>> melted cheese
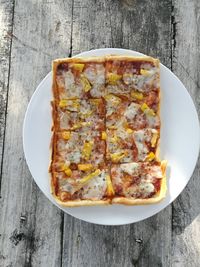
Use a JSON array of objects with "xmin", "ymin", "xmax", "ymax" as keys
[
  {"xmin": 149, "ymin": 165, "xmax": 163, "ymax": 179},
  {"xmin": 64, "ymin": 70, "xmax": 75, "ymax": 87},
  {"xmin": 139, "ymin": 182, "xmax": 155, "ymax": 194},
  {"xmin": 120, "ymin": 163, "xmax": 139, "ymax": 175},
  {"xmin": 124, "ymin": 103, "xmax": 139, "ymax": 120},
  {"xmin": 134, "ymin": 130, "xmax": 149, "ymax": 160},
  {"xmin": 68, "ymin": 150, "xmax": 81, "ymax": 163},
  {"xmin": 84, "ymin": 64, "xmax": 105, "ymax": 97},
  {"xmin": 81, "ymin": 170, "xmax": 107, "ymax": 200}
]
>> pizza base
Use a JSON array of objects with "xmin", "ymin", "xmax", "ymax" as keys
[{"xmin": 50, "ymin": 55, "xmax": 166, "ymax": 206}]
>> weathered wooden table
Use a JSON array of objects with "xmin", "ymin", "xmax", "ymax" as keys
[{"xmin": 0, "ymin": 0, "xmax": 200, "ymax": 266}]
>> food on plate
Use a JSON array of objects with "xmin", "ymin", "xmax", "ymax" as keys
[{"xmin": 50, "ymin": 55, "xmax": 167, "ymax": 206}]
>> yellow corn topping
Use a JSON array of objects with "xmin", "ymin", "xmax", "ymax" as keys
[
  {"xmin": 59, "ymin": 99, "xmax": 67, "ymax": 108},
  {"xmin": 81, "ymin": 75, "xmax": 92, "ymax": 92},
  {"xmin": 64, "ymin": 168, "xmax": 72, "ymax": 176},
  {"xmin": 62, "ymin": 131, "xmax": 71, "ymax": 140},
  {"xmin": 126, "ymin": 128, "xmax": 133, "ymax": 134},
  {"xmin": 141, "ymin": 103, "xmax": 155, "ymax": 116},
  {"xmin": 101, "ymin": 131, "xmax": 107, "ymax": 140},
  {"xmin": 78, "ymin": 164, "xmax": 93, "ymax": 171},
  {"xmin": 111, "ymin": 135, "xmax": 118, "ymax": 143},
  {"xmin": 110, "ymin": 152, "xmax": 126, "ymax": 163},
  {"xmin": 72, "ymin": 100, "xmax": 80, "ymax": 108},
  {"xmin": 151, "ymin": 132, "xmax": 158, "ymax": 147},
  {"xmin": 71, "ymin": 122, "xmax": 82, "ymax": 130},
  {"xmin": 146, "ymin": 152, "xmax": 155, "ymax": 161},
  {"xmin": 79, "ymin": 169, "xmax": 101, "ymax": 184},
  {"xmin": 106, "ymin": 175, "xmax": 115, "ymax": 196},
  {"xmin": 140, "ymin": 69, "xmax": 151, "ymax": 76},
  {"xmin": 72, "ymin": 63, "xmax": 85, "ymax": 72},
  {"xmin": 107, "ymin": 125, "xmax": 116, "ymax": 129},
  {"xmin": 131, "ymin": 90, "xmax": 144, "ymax": 100},
  {"xmin": 105, "ymin": 94, "xmax": 121, "ymax": 105},
  {"xmin": 71, "ymin": 121, "xmax": 91, "ymax": 130},
  {"xmin": 82, "ymin": 141, "xmax": 93, "ymax": 160},
  {"xmin": 60, "ymin": 163, "xmax": 72, "ymax": 176},
  {"xmin": 80, "ymin": 111, "xmax": 93, "ymax": 118},
  {"xmin": 90, "ymin": 99, "xmax": 100, "ymax": 105},
  {"xmin": 60, "ymin": 163, "xmax": 69, "ymax": 171},
  {"xmin": 107, "ymin": 73, "xmax": 122, "ymax": 85}
]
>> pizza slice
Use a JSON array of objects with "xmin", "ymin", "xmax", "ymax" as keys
[
  {"xmin": 106, "ymin": 128, "xmax": 159, "ymax": 163},
  {"xmin": 50, "ymin": 131, "xmax": 106, "ymax": 172},
  {"xmin": 105, "ymin": 56, "xmax": 160, "ymax": 99},
  {"xmin": 111, "ymin": 161, "xmax": 167, "ymax": 204},
  {"xmin": 53, "ymin": 57, "xmax": 105, "ymax": 99},
  {"xmin": 51, "ymin": 166, "xmax": 114, "ymax": 206},
  {"xmin": 52, "ymin": 98, "xmax": 105, "ymax": 131},
  {"xmin": 105, "ymin": 94, "xmax": 160, "ymax": 130}
]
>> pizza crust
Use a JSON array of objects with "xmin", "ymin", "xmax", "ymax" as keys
[{"xmin": 50, "ymin": 55, "xmax": 166, "ymax": 207}]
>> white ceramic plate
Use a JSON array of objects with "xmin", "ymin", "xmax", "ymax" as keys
[{"xmin": 23, "ymin": 48, "xmax": 200, "ymax": 225}]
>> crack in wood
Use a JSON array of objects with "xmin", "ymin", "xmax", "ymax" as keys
[
  {"xmin": 171, "ymin": 1, "xmax": 177, "ymax": 70},
  {"xmin": 68, "ymin": 0, "xmax": 74, "ymax": 57},
  {"xmin": 0, "ymin": 0, "xmax": 15, "ymax": 196}
]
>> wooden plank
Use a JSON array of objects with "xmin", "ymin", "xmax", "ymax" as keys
[
  {"xmin": 62, "ymin": 1, "xmax": 172, "ymax": 266},
  {"xmin": 0, "ymin": 0, "xmax": 14, "ymax": 187},
  {"xmin": 172, "ymin": 1, "xmax": 200, "ymax": 266},
  {"xmin": 0, "ymin": 1, "xmax": 72, "ymax": 266}
]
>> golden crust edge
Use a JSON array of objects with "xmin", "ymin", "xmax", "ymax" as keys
[
  {"xmin": 52, "ymin": 56, "xmax": 105, "ymax": 65},
  {"xmin": 52, "ymin": 55, "xmax": 160, "ymax": 66},
  {"xmin": 105, "ymin": 55, "xmax": 160, "ymax": 66}
]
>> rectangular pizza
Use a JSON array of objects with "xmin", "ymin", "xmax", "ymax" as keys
[{"xmin": 50, "ymin": 55, "xmax": 167, "ymax": 206}]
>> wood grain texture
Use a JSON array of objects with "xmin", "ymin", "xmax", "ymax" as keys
[
  {"xmin": 62, "ymin": 1, "xmax": 172, "ymax": 267},
  {"xmin": 1, "ymin": 0, "xmax": 199, "ymax": 266},
  {"xmin": 0, "ymin": 0, "xmax": 14, "ymax": 188},
  {"xmin": 172, "ymin": 1, "xmax": 200, "ymax": 266},
  {"xmin": 0, "ymin": 0, "xmax": 72, "ymax": 266}
]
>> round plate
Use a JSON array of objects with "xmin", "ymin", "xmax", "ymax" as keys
[{"xmin": 23, "ymin": 48, "xmax": 200, "ymax": 225}]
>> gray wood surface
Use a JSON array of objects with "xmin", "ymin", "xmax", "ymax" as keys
[
  {"xmin": 172, "ymin": 0, "xmax": 200, "ymax": 266},
  {"xmin": 0, "ymin": 0, "xmax": 199, "ymax": 266}
]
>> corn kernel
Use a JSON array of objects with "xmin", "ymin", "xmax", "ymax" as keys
[
  {"xmin": 126, "ymin": 128, "xmax": 133, "ymax": 134},
  {"xmin": 106, "ymin": 175, "xmax": 115, "ymax": 196},
  {"xmin": 59, "ymin": 99, "xmax": 67, "ymax": 108},
  {"xmin": 64, "ymin": 168, "xmax": 72, "ymax": 176},
  {"xmin": 107, "ymin": 73, "xmax": 122, "ymax": 85},
  {"xmin": 151, "ymin": 132, "xmax": 158, "ymax": 147},
  {"xmin": 140, "ymin": 69, "xmax": 150, "ymax": 76},
  {"xmin": 111, "ymin": 135, "xmax": 118, "ymax": 143},
  {"xmin": 131, "ymin": 91, "xmax": 144, "ymax": 100},
  {"xmin": 105, "ymin": 94, "xmax": 121, "ymax": 105},
  {"xmin": 110, "ymin": 152, "xmax": 126, "ymax": 162},
  {"xmin": 79, "ymin": 169, "xmax": 101, "ymax": 184},
  {"xmin": 60, "ymin": 163, "xmax": 67, "ymax": 171},
  {"xmin": 78, "ymin": 164, "xmax": 93, "ymax": 171},
  {"xmin": 62, "ymin": 131, "xmax": 71, "ymax": 140},
  {"xmin": 141, "ymin": 103, "xmax": 155, "ymax": 116},
  {"xmin": 146, "ymin": 152, "xmax": 155, "ymax": 161},
  {"xmin": 72, "ymin": 63, "xmax": 85, "ymax": 72},
  {"xmin": 101, "ymin": 131, "xmax": 107, "ymax": 140},
  {"xmin": 81, "ymin": 75, "xmax": 92, "ymax": 92},
  {"xmin": 82, "ymin": 141, "xmax": 93, "ymax": 160}
]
